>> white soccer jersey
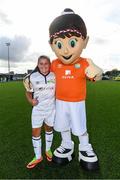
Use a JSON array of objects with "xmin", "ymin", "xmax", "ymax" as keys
[
  {"xmin": 23, "ymin": 71, "xmax": 56, "ymax": 128},
  {"xmin": 30, "ymin": 71, "xmax": 55, "ymax": 108}
]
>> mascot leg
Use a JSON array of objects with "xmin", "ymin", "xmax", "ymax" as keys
[
  {"xmin": 53, "ymin": 131, "xmax": 74, "ymax": 165},
  {"xmin": 53, "ymin": 141, "xmax": 74, "ymax": 165},
  {"xmin": 78, "ymin": 134, "xmax": 99, "ymax": 171}
]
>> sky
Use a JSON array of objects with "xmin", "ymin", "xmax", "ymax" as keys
[{"xmin": 0, "ymin": 0, "xmax": 120, "ymax": 73}]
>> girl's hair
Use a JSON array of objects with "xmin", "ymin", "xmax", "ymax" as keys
[
  {"xmin": 32, "ymin": 55, "xmax": 50, "ymax": 73},
  {"xmin": 49, "ymin": 8, "xmax": 87, "ymax": 44},
  {"xmin": 38, "ymin": 55, "xmax": 50, "ymax": 64}
]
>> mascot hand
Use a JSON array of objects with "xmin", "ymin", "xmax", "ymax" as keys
[{"xmin": 85, "ymin": 59, "xmax": 103, "ymax": 81}]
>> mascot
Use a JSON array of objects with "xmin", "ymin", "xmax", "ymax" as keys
[{"xmin": 49, "ymin": 8, "xmax": 103, "ymax": 170}]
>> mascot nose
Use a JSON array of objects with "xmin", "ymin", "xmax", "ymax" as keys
[{"xmin": 64, "ymin": 47, "xmax": 69, "ymax": 54}]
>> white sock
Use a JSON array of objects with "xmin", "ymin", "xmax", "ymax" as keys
[
  {"xmin": 79, "ymin": 133, "xmax": 89, "ymax": 145},
  {"xmin": 61, "ymin": 130, "xmax": 73, "ymax": 149},
  {"xmin": 32, "ymin": 136, "xmax": 42, "ymax": 159},
  {"xmin": 45, "ymin": 131, "xmax": 53, "ymax": 151}
]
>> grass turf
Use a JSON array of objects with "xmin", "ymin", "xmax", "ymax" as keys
[{"xmin": 0, "ymin": 80, "xmax": 120, "ymax": 179}]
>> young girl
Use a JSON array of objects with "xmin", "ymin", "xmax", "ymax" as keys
[{"xmin": 23, "ymin": 55, "xmax": 55, "ymax": 169}]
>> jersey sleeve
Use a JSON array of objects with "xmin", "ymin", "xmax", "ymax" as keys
[
  {"xmin": 23, "ymin": 74, "xmax": 34, "ymax": 92},
  {"xmin": 84, "ymin": 59, "xmax": 89, "ymax": 69}
]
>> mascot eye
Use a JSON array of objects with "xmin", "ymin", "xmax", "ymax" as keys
[
  {"xmin": 69, "ymin": 39, "xmax": 77, "ymax": 48},
  {"xmin": 56, "ymin": 41, "xmax": 62, "ymax": 49}
]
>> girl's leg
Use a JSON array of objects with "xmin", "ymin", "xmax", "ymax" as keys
[
  {"xmin": 44, "ymin": 123, "xmax": 53, "ymax": 161},
  {"xmin": 27, "ymin": 127, "xmax": 43, "ymax": 169},
  {"xmin": 32, "ymin": 127, "xmax": 42, "ymax": 159},
  {"xmin": 44, "ymin": 123, "xmax": 53, "ymax": 152}
]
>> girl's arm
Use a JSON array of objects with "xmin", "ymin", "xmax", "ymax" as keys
[
  {"xmin": 26, "ymin": 91, "xmax": 38, "ymax": 106},
  {"xmin": 23, "ymin": 75, "xmax": 38, "ymax": 106},
  {"xmin": 26, "ymin": 91, "xmax": 33, "ymax": 105}
]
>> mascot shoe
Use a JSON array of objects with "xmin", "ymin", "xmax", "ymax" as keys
[
  {"xmin": 79, "ymin": 143, "xmax": 99, "ymax": 171},
  {"xmin": 53, "ymin": 141, "xmax": 74, "ymax": 165}
]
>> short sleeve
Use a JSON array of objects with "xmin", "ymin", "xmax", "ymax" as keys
[
  {"xmin": 84, "ymin": 58, "xmax": 89, "ymax": 69},
  {"xmin": 23, "ymin": 75, "xmax": 33, "ymax": 92}
]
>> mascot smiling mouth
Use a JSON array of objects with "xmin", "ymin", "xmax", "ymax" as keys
[{"xmin": 62, "ymin": 55, "xmax": 72, "ymax": 60}]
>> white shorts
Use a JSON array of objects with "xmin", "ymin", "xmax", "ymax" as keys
[
  {"xmin": 54, "ymin": 99, "xmax": 87, "ymax": 136},
  {"xmin": 31, "ymin": 107, "xmax": 55, "ymax": 128}
]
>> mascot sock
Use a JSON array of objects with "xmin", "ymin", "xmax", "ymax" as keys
[
  {"xmin": 32, "ymin": 136, "xmax": 42, "ymax": 159},
  {"xmin": 78, "ymin": 132, "xmax": 97, "ymax": 158},
  {"xmin": 79, "ymin": 133, "xmax": 89, "ymax": 145},
  {"xmin": 61, "ymin": 130, "xmax": 73, "ymax": 149},
  {"xmin": 78, "ymin": 132, "xmax": 98, "ymax": 170},
  {"xmin": 45, "ymin": 131, "xmax": 53, "ymax": 151}
]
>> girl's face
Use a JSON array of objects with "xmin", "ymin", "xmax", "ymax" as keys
[
  {"xmin": 38, "ymin": 58, "xmax": 50, "ymax": 75},
  {"xmin": 50, "ymin": 36, "xmax": 88, "ymax": 64}
]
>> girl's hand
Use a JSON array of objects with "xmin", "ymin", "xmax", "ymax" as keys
[{"xmin": 31, "ymin": 99, "xmax": 39, "ymax": 106}]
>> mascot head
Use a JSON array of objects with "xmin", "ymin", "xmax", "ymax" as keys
[{"xmin": 49, "ymin": 8, "xmax": 89, "ymax": 64}]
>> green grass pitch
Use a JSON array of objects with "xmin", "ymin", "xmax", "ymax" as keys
[{"xmin": 0, "ymin": 80, "xmax": 120, "ymax": 179}]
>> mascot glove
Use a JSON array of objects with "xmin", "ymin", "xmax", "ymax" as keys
[{"xmin": 85, "ymin": 59, "xmax": 103, "ymax": 81}]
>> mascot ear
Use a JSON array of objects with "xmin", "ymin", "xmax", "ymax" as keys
[{"xmin": 83, "ymin": 36, "xmax": 89, "ymax": 49}]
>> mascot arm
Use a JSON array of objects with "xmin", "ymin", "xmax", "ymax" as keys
[
  {"xmin": 50, "ymin": 61, "xmax": 56, "ymax": 72},
  {"xmin": 50, "ymin": 63, "xmax": 54, "ymax": 72},
  {"xmin": 85, "ymin": 59, "xmax": 103, "ymax": 81}
]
